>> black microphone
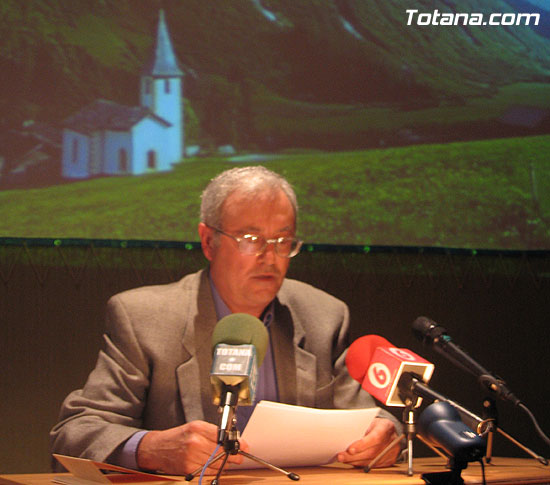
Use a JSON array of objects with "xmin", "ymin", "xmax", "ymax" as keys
[
  {"xmin": 210, "ymin": 313, "xmax": 269, "ymax": 443},
  {"xmin": 412, "ymin": 316, "xmax": 520, "ymax": 406},
  {"xmin": 418, "ymin": 401, "xmax": 486, "ymax": 465}
]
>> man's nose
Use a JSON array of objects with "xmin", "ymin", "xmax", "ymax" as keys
[{"xmin": 259, "ymin": 240, "xmax": 277, "ymax": 261}]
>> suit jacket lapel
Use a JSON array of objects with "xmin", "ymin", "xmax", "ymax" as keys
[
  {"xmin": 176, "ymin": 270, "xmax": 219, "ymax": 425},
  {"xmin": 271, "ymin": 298, "xmax": 317, "ymax": 407}
]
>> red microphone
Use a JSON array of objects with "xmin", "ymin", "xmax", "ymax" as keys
[{"xmin": 346, "ymin": 335, "xmax": 434, "ymax": 407}]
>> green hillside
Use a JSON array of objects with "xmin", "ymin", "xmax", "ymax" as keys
[
  {"xmin": 1, "ymin": 135, "xmax": 549, "ymax": 250},
  {"xmin": 1, "ymin": 0, "xmax": 549, "ymax": 148}
]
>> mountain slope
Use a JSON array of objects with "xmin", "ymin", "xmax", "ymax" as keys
[{"xmin": 0, "ymin": 0, "xmax": 549, "ymax": 142}]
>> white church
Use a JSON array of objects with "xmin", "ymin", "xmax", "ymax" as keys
[{"xmin": 61, "ymin": 10, "xmax": 183, "ymax": 179}]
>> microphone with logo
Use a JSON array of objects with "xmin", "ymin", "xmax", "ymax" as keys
[
  {"xmin": 345, "ymin": 334, "xmax": 435, "ymax": 408},
  {"xmin": 192, "ymin": 314, "xmax": 300, "ymax": 484},
  {"xmin": 345, "ymin": 334, "xmax": 435, "ymax": 474},
  {"xmin": 210, "ymin": 313, "xmax": 268, "ymax": 444},
  {"xmin": 188, "ymin": 314, "xmax": 300, "ymax": 483},
  {"xmin": 345, "ymin": 335, "xmax": 486, "ymax": 477}
]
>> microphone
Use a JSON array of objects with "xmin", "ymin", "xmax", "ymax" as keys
[
  {"xmin": 418, "ymin": 401, "xmax": 486, "ymax": 465},
  {"xmin": 346, "ymin": 335, "xmax": 434, "ymax": 407},
  {"xmin": 347, "ymin": 335, "xmax": 490, "ymax": 477},
  {"xmin": 346, "ymin": 334, "xmax": 486, "ymax": 429},
  {"xmin": 397, "ymin": 372, "xmax": 489, "ymax": 434},
  {"xmin": 210, "ymin": 313, "xmax": 268, "ymax": 443},
  {"xmin": 412, "ymin": 316, "xmax": 520, "ymax": 406}
]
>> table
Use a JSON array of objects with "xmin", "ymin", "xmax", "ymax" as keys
[{"xmin": 2, "ymin": 457, "xmax": 550, "ymax": 485}]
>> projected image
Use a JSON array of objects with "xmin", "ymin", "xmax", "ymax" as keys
[{"xmin": 0, "ymin": 1, "xmax": 549, "ymax": 249}]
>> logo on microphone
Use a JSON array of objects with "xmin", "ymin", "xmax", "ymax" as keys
[
  {"xmin": 389, "ymin": 347, "xmax": 417, "ymax": 361},
  {"xmin": 367, "ymin": 362, "xmax": 391, "ymax": 389}
]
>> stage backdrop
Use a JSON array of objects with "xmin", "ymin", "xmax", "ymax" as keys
[
  {"xmin": 1, "ymin": 0, "xmax": 550, "ymax": 474},
  {"xmin": 0, "ymin": 0, "xmax": 549, "ymax": 250}
]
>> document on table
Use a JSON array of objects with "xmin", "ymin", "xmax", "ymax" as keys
[
  {"xmin": 51, "ymin": 454, "xmax": 178, "ymax": 485},
  {"xmin": 234, "ymin": 400, "xmax": 380, "ymax": 469}
]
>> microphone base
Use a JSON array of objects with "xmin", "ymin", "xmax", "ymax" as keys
[
  {"xmin": 364, "ymin": 405, "xmax": 417, "ymax": 474},
  {"xmin": 363, "ymin": 432, "xmax": 406, "ymax": 473},
  {"xmin": 421, "ymin": 470, "xmax": 464, "ymax": 485},
  {"xmin": 185, "ymin": 422, "xmax": 301, "ymax": 483},
  {"xmin": 364, "ymin": 405, "xmax": 449, "ymax": 475}
]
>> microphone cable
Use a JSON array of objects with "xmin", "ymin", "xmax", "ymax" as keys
[
  {"xmin": 519, "ymin": 402, "xmax": 550, "ymax": 453},
  {"xmin": 478, "ymin": 458, "xmax": 487, "ymax": 485},
  {"xmin": 198, "ymin": 444, "xmax": 221, "ymax": 485}
]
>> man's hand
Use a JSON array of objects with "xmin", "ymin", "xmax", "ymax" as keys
[
  {"xmin": 136, "ymin": 420, "xmax": 249, "ymax": 475},
  {"xmin": 337, "ymin": 417, "xmax": 402, "ymax": 468}
]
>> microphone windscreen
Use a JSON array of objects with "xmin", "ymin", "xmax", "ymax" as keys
[
  {"xmin": 345, "ymin": 334, "xmax": 392, "ymax": 382},
  {"xmin": 211, "ymin": 313, "xmax": 269, "ymax": 366},
  {"xmin": 412, "ymin": 316, "xmax": 445, "ymax": 344}
]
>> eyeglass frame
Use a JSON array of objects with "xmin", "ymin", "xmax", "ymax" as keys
[{"xmin": 206, "ymin": 225, "xmax": 303, "ymax": 258}]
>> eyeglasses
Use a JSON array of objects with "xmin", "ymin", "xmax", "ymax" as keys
[{"xmin": 209, "ymin": 226, "xmax": 303, "ymax": 258}]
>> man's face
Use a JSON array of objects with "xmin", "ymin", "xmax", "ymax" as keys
[{"xmin": 199, "ymin": 188, "xmax": 296, "ymax": 317}]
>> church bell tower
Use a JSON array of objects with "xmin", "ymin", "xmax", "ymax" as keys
[{"xmin": 141, "ymin": 10, "xmax": 184, "ymax": 162}]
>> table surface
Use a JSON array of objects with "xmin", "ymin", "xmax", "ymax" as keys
[{"xmin": 2, "ymin": 457, "xmax": 550, "ymax": 485}]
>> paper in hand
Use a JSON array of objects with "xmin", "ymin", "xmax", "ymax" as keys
[{"xmin": 234, "ymin": 400, "xmax": 380, "ymax": 468}]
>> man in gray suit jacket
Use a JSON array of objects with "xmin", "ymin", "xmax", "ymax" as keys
[{"xmin": 50, "ymin": 166, "xmax": 401, "ymax": 475}]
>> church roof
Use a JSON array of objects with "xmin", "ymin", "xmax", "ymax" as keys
[
  {"xmin": 63, "ymin": 99, "xmax": 171, "ymax": 134},
  {"xmin": 142, "ymin": 10, "xmax": 183, "ymax": 78}
]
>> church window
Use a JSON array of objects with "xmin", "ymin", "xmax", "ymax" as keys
[
  {"xmin": 144, "ymin": 78, "xmax": 152, "ymax": 95},
  {"xmin": 118, "ymin": 149, "xmax": 128, "ymax": 172},
  {"xmin": 72, "ymin": 138, "xmax": 78, "ymax": 164},
  {"xmin": 164, "ymin": 79, "xmax": 170, "ymax": 93},
  {"xmin": 147, "ymin": 150, "xmax": 157, "ymax": 169}
]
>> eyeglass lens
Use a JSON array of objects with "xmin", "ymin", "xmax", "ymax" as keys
[{"xmin": 240, "ymin": 235, "xmax": 300, "ymax": 257}]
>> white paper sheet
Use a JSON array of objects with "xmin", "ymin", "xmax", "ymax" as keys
[{"xmin": 233, "ymin": 400, "xmax": 380, "ymax": 469}]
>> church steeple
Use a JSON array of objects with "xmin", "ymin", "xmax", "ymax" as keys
[
  {"xmin": 140, "ymin": 9, "xmax": 184, "ymax": 162},
  {"xmin": 142, "ymin": 9, "xmax": 183, "ymax": 78}
]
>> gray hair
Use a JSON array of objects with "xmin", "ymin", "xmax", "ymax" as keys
[{"xmin": 200, "ymin": 166, "xmax": 298, "ymax": 228}]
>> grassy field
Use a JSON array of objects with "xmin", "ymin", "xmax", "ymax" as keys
[
  {"xmin": 1, "ymin": 135, "xmax": 549, "ymax": 250},
  {"xmin": 252, "ymin": 83, "xmax": 550, "ymax": 142}
]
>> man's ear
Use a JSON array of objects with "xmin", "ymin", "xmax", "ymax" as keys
[{"xmin": 198, "ymin": 222, "xmax": 215, "ymax": 261}]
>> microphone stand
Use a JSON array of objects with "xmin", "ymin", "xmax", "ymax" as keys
[
  {"xmin": 185, "ymin": 388, "xmax": 300, "ymax": 484},
  {"xmin": 481, "ymin": 396, "xmax": 497, "ymax": 464},
  {"xmin": 366, "ymin": 403, "xmax": 480, "ymax": 485},
  {"xmin": 365, "ymin": 402, "xmax": 448, "ymax": 476},
  {"xmin": 366, "ymin": 377, "xmax": 547, "ymax": 483},
  {"xmin": 478, "ymin": 395, "xmax": 548, "ymax": 466},
  {"xmin": 421, "ymin": 458, "xmax": 468, "ymax": 485},
  {"xmin": 406, "ymin": 374, "xmax": 548, "ymax": 466}
]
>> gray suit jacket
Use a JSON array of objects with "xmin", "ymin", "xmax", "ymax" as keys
[{"xmin": 50, "ymin": 269, "xmax": 392, "ymax": 466}]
